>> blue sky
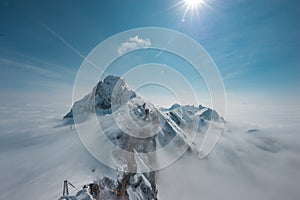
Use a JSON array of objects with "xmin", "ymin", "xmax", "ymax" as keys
[{"xmin": 0, "ymin": 0, "xmax": 299, "ymax": 106}]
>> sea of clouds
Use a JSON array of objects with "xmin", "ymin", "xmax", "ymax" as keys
[
  {"xmin": 158, "ymin": 103, "xmax": 300, "ymax": 200},
  {"xmin": 0, "ymin": 98, "xmax": 299, "ymax": 200}
]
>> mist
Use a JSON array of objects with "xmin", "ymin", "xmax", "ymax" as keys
[{"xmin": 157, "ymin": 103, "xmax": 300, "ymax": 200}]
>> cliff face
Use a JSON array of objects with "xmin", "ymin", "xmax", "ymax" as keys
[{"xmin": 64, "ymin": 75, "xmax": 136, "ymax": 118}]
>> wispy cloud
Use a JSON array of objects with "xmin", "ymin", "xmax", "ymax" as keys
[
  {"xmin": 118, "ymin": 36, "xmax": 151, "ymax": 55},
  {"xmin": 222, "ymin": 64, "xmax": 250, "ymax": 81},
  {"xmin": 0, "ymin": 55, "xmax": 74, "ymax": 105},
  {"xmin": 0, "ymin": 57, "xmax": 62, "ymax": 79},
  {"xmin": 223, "ymin": 69, "xmax": 243, "ymax": 81}
]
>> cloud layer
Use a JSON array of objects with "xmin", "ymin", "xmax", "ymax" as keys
[
  {"xmin": 0, "ymin": 100, "xmax": 299, "ymax": 200},
  {"xmin": 157, "ymin": 104, "xmax": 300, "ymax": 200}
]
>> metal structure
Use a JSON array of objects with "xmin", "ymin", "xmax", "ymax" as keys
[{"xmin": 63, "ymin": 180, "xmax": 69, "ymax": 196}]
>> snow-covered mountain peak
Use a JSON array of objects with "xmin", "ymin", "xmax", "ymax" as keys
[
  {"xmin": 95, "ymin": 75, "xmax": 136, "ymax": 111},
  {"xmin": 62, "ymin": 75, "xmax": 224, "ymax": 200},
  {"xmin": 64, "ymin": 75, "xmax": 223, "ymax": 144},
  {"xmin": 64, "ymin": 75, "xmax": 136, "ymax": 118}
]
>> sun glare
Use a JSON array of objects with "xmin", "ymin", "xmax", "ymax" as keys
[
  {"xmin": 171, "ymin": 0, "xmax": 212, "ymax": 23},
  {"xmin": 184, "ymin": 0, "xmax": 204, "ymax": 9},
  {"xmin": 176, "ymin": 0, "xmax": 210, "ymax": 21}
]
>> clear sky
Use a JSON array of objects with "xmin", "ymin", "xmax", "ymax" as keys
[{"xmin": 0, "ymin": 0, "xmax": 299, "ymax": 106}]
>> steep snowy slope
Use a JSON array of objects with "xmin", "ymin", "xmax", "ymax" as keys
[{"xmin": 64, "ymin": 75, "xmax": 136, "ymax": 118}]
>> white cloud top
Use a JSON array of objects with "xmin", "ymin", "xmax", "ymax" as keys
[{"xmin": 118, "ymin": 36, "xmax": 151, "ymax": 55}]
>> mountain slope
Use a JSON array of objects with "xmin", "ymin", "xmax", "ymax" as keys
[{"xmin": 62, "ymin": 75, "xmax": 223, "ymax": 200}]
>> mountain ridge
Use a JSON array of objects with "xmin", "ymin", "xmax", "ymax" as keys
[{"xmin": 61, "ymin": 75, "xmax": 223, "ymax": 200}]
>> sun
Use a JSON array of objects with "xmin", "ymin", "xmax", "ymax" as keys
[
  {"xmin": 178, "ymin": 0, "xmax": 209, "ymax": 20},
  {"xmin": 171, "ymin": 0, "xmax": 211, "ymax": 23},
  {"xmin": 184, "ymin": 0, "xmax": 204, "ymax": 10}
]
